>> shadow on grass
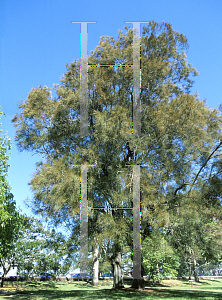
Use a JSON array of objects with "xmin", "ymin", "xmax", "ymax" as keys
[
  {"xmin": 150, "ymin": 288, "xmax": 222, "ymax": 299},
  {"xmin": 23, "ymin": 281, "xmax": 57, "ymax": 288},
  {"xmin": 200, "ymin": 279, "xmax": 222, "ymax": 283},
  {"xmin": 13, "ymin": 281, "xmax": 222, "ymax": 300},
  {"xmin": 16, "ymin": 286, "xmax": 145, "ymax": 300}
]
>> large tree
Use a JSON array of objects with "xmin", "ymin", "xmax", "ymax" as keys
[{"xmin": 12, "ymin": 21, "xmax": 222, "ymax": 289}]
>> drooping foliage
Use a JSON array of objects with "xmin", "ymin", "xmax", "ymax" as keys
[{"xmin": 12, "ymin": 22, "xmax": 222, "ymax": 286}]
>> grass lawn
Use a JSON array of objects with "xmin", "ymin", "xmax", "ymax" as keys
[{"xmin": 0, "ymin": 278, "xmax": 222, "ymax": 299}]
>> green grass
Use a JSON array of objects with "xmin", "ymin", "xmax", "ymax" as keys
[{"xmin": 0, "ymin": 279, "xmax": 222, "ymax": 299}]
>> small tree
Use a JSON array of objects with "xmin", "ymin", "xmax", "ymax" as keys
[
  {"xmin": 0, "ymin": 193, "xmax": 26, "ymax": 287},
  {"xmin": 15, "ymin": 218, "xmax": 74, "ymax": 278},
  {"xmin": 142, "ymin": 233, "xmax": 180, "ymax": 284},
  {"xmin": 0, "ymin": 107, "xmax": 26, "ymax": 287}
]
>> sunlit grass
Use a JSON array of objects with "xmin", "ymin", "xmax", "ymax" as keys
[{"xmin": 0, "ymin": 278, "xmax": 222, "ymax": 299}]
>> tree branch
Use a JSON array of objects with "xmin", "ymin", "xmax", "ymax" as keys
[{"xmin": 188, "ymin": 141, "xmax": 222, "ymax": 195}]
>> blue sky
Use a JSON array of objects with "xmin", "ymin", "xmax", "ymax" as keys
[{"xmin": 0, "ymin": 0, "xmax": 222, "ymax": 219}]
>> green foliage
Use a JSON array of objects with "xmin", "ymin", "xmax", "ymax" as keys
[
  {"xmin": 0, "ymin": 108, "xmax": 12, "ymax": 222},
  {"xmin": 15, "ymin": 218, "xmax": 75, "ymax": 277},
  {"xmin": 0, "ymin": 194, "xmax": 25, "ymax": 258},
  {"xmin": 142, "ymin": 233, "xmax": 180, "ymax": 282},
  {"xmin": 0, "ymin": 108, "xmax": 28, "ymax": 285}
]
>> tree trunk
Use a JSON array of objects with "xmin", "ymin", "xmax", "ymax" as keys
[
  {"xmin": 112, "ymin": 252, "xmax": 124, "ymax": 289},
  {"xmin": 131, "ymin": 259, "xmax": 145, "ymax": 290},
  {"xmin": 0, "ymin": 258, "xmax": 12, "ymax": 287},
  {"xmin": 131, "ymin": 278, "xmax": 145, "ymax": 290},
  {"xmin": 189, "ymin": 247, "xmax": 199, "ymax": 282},
  {"xmin": 189, "ymin": 262, "xmax": 192, "ymax": 280},
  {"xmin": 0, "ymin": 275, "xmax": 4, "ymax": 288},
  {"xmin": 1, "ymin": 262, "xmax": 9, "ymax": 288},
  {"xmin": 193, "ymin": 257, "xmax": 199, "ymax": 282},
  {"xmin": 92, "ymin": 243, "xmax": 99, "ymax": 286},
  {"xmin": 188, "ymin": 249, "xmax": 192, "ymax": 280},
  {"xmin": 157, "ymin": 262, "xmax": 160, "ymax": 281}
]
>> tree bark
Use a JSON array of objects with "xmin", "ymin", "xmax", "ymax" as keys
[
  {"xmin": 131, "ymin": 259, "xmax": 145, "ymax": 290},
  {"xmin": 0, "ymin": 275, "xmax": 4, "ymax": 288},
  {"xmin": 131, "ymin": 278, "xmax": 145, "ymax": 290},
  {"xmin": 188, "ymin": 261, "xmax": 192, "ymax": 280},
  {"xmin": 112, "ymin": 252, "xmax": 124, "ymax": 289},
  {"xmin": 193, "ymin": 257, "xmax": 199, "ymax": 282},
  {"xmin": 92, "ymin": 242, "xmax": 99, "ymax": 286},
  {"xmin": 157, "ymin": 262, "xmax": 160, "ymax": 281},
  {"xmin": 188, "ymin": 248, "xmax": 192, "ymax": 280},
  {"xmin": 189, "ymin": 247, "xmax": 199, "ymax": 282},
  {"xmin": 0, "ymin": 259, "xmax": 11, "ymax": 288}
]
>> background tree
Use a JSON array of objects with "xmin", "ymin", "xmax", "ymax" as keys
[
  {"xmin": 0, "ymin": 193, "xmax": 26, "ymax": 287},
  {"xmin": 0, "ymin": 107, "xmax": 27, "ymax": 287},
  {"xmin": 15, "ymin": 217, "xmax": 75, "ymax": 278},
  {"xmin": 142, "ymin": 232, "xmax": 180, "ymax": 284},
  {"xmin": 165, "ymin": 183, "xmax": 222, "ymax": 282}
]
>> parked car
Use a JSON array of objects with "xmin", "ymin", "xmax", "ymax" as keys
[
  {"xmin": 39, "ymin": 272, "xmax": 52, "ymax": 278},
  {"xmin": 100, "ymin": 273, "xmax": 113, "ymax": 278},
  {"xmin": 65, "ymin": 272, "xmax": 74, "ymax": 279},
  {"xmin": 8, "ymin": 276, "xmax": 19, "ymax": 281},
  {"xmin": 72, "ymin": 273, "xmax": 90, "ymax": 279}
]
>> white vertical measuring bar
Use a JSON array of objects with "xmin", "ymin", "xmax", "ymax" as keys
[
  {"xmin": 71, "ymin": 21, "xmax": 96, "ymax": 273},
  {"xmin": 72, "ymin": 164, "xmax": 96, "ymax": 274},
  {"xmin": 124, "ymin": 21, "xmax": 148, "ymax": 281},
  {"xmin": 125, "ymin": 163, "xmax": 149, "ymax": 280},
  {"xmin": 124, "ymin": 22, "xmax": 148, "ymax": 136},
  {"xmin": 133, "ymin": 165, "xmax": 141, "ymax": 279},
  {"xmin": 80, "ymin": 164, "xmax": 88, "ymax": 273},
  {"xmin": 71, "ymin": 22, "xmax": 96, "ymax": 137}
]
